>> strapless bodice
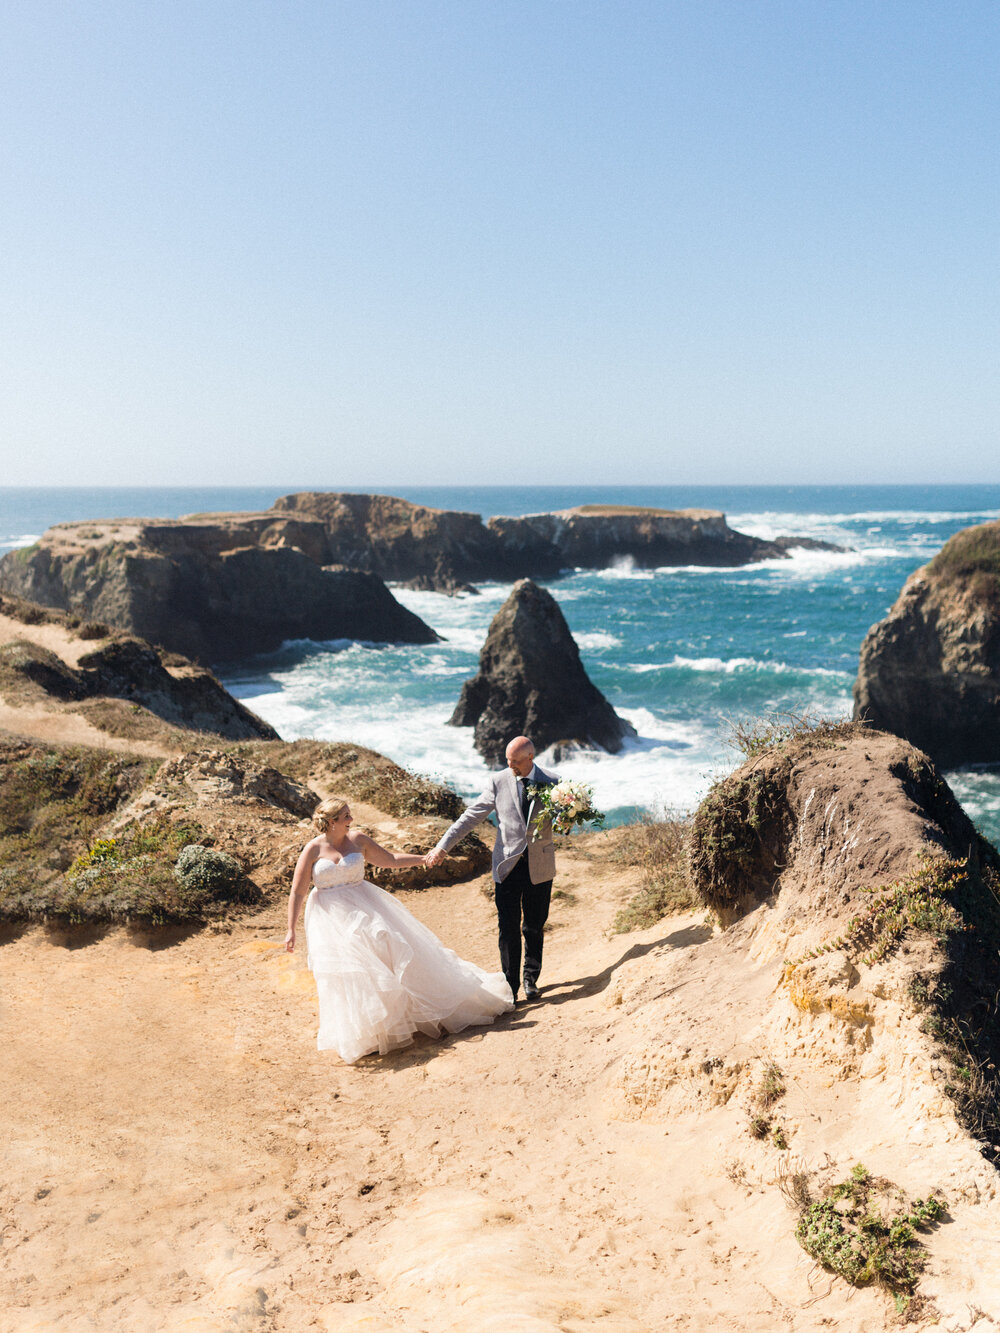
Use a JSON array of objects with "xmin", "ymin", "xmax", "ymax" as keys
[{"xmin": 312, "ymin": 852, "xmax": 366, "ymax": 889}]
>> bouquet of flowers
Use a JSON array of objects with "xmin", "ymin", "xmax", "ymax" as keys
[{"xmin": 528, "ymin": 779, "xmax": 605, "ymax": 839}]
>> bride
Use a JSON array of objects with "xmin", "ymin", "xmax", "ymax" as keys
[{"xmin": 285, "ymin": 796, "xmax": 513, "ymax": 1063}]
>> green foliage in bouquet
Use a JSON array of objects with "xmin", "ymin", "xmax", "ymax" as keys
[{"xmin": 528, "ymin": 780, "xmax": 605, "ymax": 839}]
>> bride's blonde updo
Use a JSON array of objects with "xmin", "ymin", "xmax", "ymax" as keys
[{"xmin": 312, "ymin": 795, "xmax": 349, "ymax": 833}]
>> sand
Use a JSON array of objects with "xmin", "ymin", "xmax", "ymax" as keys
[{"xmin": 4, "ymin": 842, "xmax": 999, "ymax": 1333}]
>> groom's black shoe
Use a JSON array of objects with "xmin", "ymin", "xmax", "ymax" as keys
[{"xmin": 523, "ymin": 979, "xmax": 541, "ymax": 1001}]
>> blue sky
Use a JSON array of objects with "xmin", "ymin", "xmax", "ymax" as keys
[{"xmin": 3, "ymin": 1, "xmax": 997, "ymax": 485}]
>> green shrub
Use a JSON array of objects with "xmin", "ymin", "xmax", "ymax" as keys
[
  {"xmin": 795, "ymin": 1164, "xmax": 944, "ymax": 1295},
  {"xmin": 174, "ymin": 844, "xmax": 244, "ymax": 897},
  {"xmin": 0, "ymin": 744, "xmax": 152, "ymax": 870}
]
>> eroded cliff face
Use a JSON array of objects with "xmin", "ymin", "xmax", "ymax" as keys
[
  {"xmin": 0, "ymin": 519, "xmax": 439, "ymax": 664},
  {"xmin": 682, "ymin": 723, "xmax": 1000, "ymax": 1164},
  {"xmin": 449, "ymin": 578, "xmax": 636, "ymax": 764},
  {"xmin": 853, "ymin": 520, "xmax": 1000, "ymax": 766}
]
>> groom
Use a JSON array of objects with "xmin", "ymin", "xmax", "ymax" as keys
[{"xmin": 426, "ymin": 735, "xmax": 558, "ymax": 1002}]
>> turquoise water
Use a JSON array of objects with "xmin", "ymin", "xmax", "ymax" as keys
[{"xmin": 2, "ymin": 485, "xmax": 1000, "ymax": 842}]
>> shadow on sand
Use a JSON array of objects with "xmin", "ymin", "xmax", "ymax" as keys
[
  {"xmin": 534, "ymin": 920, "xmax": 712, "ymax": 1007},
  {"xmin": 361, "ymin": 919, "xmax": 711, "ymax": 1070}
]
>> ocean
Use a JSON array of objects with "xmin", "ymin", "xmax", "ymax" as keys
[{"xmin": 3, "ymin": 484, "xmax": 1000, "ymax": 844}]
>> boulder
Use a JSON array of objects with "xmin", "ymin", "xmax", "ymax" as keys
[
  {"xmin": 449, "ymin": 579, "xmax": 636, "ymax": 765},
  {"xmin": 853, "ymin": 520, "xmax": 1000, "ymax": 765},
  {"xmin": 0, "ymin": 522, "xmax": 438, "ymax": 664}
]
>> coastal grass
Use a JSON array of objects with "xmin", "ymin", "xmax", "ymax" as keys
[
  {"xmin": 0, "ymin": 591, "xmax": 110, "ymax": 640},
  {"xmin": 609, "ymin": 812, "xmax": 697, "ymax": 933},
  {"xmin": 926, "ymin": 522, "xmax": 1000, "ymax": 601},
  {"xmin": 724, "ymin": 711, "xmax": 865, "ymax": 761},
  {"xmin": 56, "ymin": 831, "xmax": 256, "ymax": 925},
  {"xmin": 0, "ymin": 737, "xmax": 261, "ymax": 924},
  {"xmin": 0, "ymin": 739, "xmax": 157, "ymax": 918},
  {"xmin": 746, "ymin": 1059, "xmax": 787, "ymax": 1144}
]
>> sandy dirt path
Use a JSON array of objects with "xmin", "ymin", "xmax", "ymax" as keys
[{"xmin": 3, "ymin": 846, "xmax": 996, "ymax": 1333}]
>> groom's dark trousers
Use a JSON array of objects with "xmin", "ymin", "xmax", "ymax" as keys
[{"xmin": 494, "ymin": 853, "xmax": 552, "ymax": 995}]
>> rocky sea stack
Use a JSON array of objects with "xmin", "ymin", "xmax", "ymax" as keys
[
  {"xmin": 853, "ymin": 519, "xmax": 1000, "ymax": 765},
  {"xmin": 449, "ymin": 578, "xmax": 636, "ymax": 765}
]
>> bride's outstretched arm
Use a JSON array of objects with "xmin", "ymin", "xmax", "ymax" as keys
[
  {"xmin": 285, "ymin": 843, "xmax": 317, "ymax": 951},
  {"xmin": 354, "ymin": 832, "xmax": 424, "ymax": 870}
]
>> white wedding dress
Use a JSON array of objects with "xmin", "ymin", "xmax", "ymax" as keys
[{"xmin": 304, "ymin": 853, "xmax": 514, "ymax": 1063}]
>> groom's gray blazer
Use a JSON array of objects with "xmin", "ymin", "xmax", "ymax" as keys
[{"xmin": 435, "ymin": 765, "xmax": 559, "ymax": 884}]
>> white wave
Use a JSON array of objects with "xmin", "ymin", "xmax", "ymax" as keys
[
  {"xmin": 575, "ymin": 630, "xmax": 622, "ymax": 650},
  {"xmin": 231, "ymin": 655, "xmax": 854, "ymax": 825},
  {"xmin": 595, "ymin": 560, "xmax": 655, "ymax": 581},
  {"xmin": 635, "ymin": 655, "xmax": 852, "ymax": 679},
  {"xmin": 729, "ymin": 507, "xmax": 1000, "ymax": 531},
  {"xmin": 412, "ymin": 654, "xmax": 471, "ymax": 678},
  {"xmin": 0, "ymin": 532, "xmax": 42, "ymax": 551},
  {"xmin": 535, "ymin": 711, "xmax": 727, "ymax": 817}
]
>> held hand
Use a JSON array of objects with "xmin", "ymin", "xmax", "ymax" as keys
[
  {"xmin": 284, "ymin": 929, "xmax": 295, "ymax": 952},
  {"xmin": 424, "ymin": 848, "xmax": 445, "ymax": 868}
]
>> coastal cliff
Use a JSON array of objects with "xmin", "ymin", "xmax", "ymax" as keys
[
  {"xmin": 6, "ymin": 710, "xmax": 1000, "ymax": 1324},
  {"xmin": 274, "ymin": 494, "xmax": 837, "ymax": 580},
  {"xmin": 272, "ymin": 494, "xmax": 815, "ymax": 583},
  {"xmin": 687, "ymin": 721, "xmax": 1000, "ymax": 1162},
  {"xmin": 0, "ymin": 519, "xmax": 438, "ymax": 663},
  {"xmin": 853, "ymin": 519, "xmax": 1000, "ymax": 765}
]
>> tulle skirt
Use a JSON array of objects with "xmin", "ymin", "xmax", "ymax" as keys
[{"xmin": 304, "ymin": 880, "xmax": 514, "ymax": 1063}]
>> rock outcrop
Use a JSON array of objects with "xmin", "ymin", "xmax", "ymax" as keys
[
  {"xmin": 853, "ymin": 520, "xmax": 1000, "ymax": 765},
  {"xmin": 0, "ymin": 734, "xmax": 492, "ymax": 926},
  {"xmin": 688, "ymin": 722, "xmax": 1000, "ymax": 1157},
  {"xmin": 277, "ymin": 494, "xmax": 820, "ymax": 582},
  {"xmin": 0, "ymin": 520, "xmax": 438, "ymax": 664},
  {"xmin": 449, "ymin": 579, "xmax": 636, "ymax": 764},
  {"xmin": 0, "ymin": 632, "xmax": 277, "ymax": 741},
  {"xmin": 0, "ymin": 497, "xmax": 843, "ymax": 655}
]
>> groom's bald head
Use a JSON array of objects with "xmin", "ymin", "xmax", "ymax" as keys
[{"xmin": 505, "ymin": 736, "xmax": 535, "ymax": 777}]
